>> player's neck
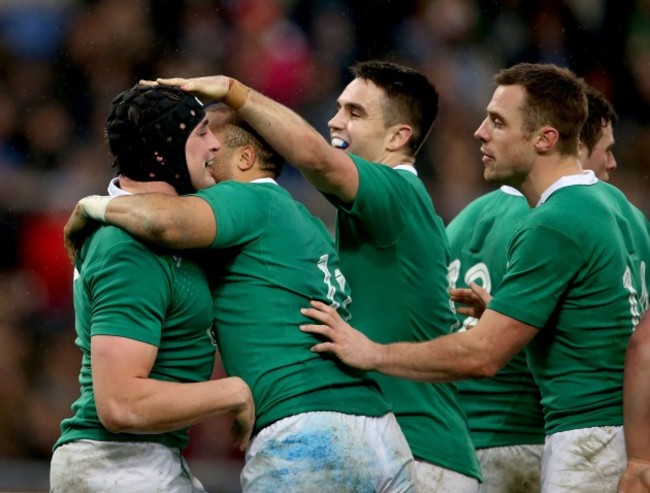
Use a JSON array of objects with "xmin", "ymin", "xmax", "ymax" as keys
[{"xmin": 519, "ymin": 156, "xmax": 583, "ymax": 207}]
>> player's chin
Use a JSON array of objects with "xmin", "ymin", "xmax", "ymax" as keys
[{"xmin": 483, "ymin": 167, "xmax": 497, "ymax": 183}]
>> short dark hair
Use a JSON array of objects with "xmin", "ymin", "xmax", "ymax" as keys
[
  {"xmin": 105, "ymin": 85, "xmax": 205, "ymax": 194},
  {"xmin": 350, "ymin": 61, "xmax": 439, "ymax": 156},
  {"xmin": 494, "ymin": 63, "xmax": 587, "ymax": 156},
  {"xmin": 206, "ymin": 104, "xmax": 284, "ymax": 178},
  {"xmin": 579, "ymin": 82, "xmax": 618, "ymax": 154}
]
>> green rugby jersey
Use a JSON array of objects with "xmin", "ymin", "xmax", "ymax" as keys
[
  {"xmin": 195, "ymin": 179, "xmax": 390, "ymax": 433},
  {"xmin": 447, "ymin": 186, "xmax": 545, "ymax": 449},
  {"xmin": 326, "ymin": 155, "xmax": 481, "ymax": 480},
  {"xmin": 490, "ymin": 176, "xmax": 650, "ymax": 435},
  {"xmin": 55, "ymin": 225, "xmax": 215, "ymax": 451}
]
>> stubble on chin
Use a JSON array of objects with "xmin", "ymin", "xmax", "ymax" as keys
[{"xmin": 483, "ymin": 165, "xmax": 499, "ymax": 184}]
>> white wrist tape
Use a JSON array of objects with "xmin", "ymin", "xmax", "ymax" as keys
[{"xmin": 78, "ymin": 195, "xmax": 114, "ymax": 223}]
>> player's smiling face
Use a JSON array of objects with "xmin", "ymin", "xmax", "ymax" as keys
[
  {"xmin": 474, "ymin": 84, "xmax": 536, "ymax": 187},
  {"xmin": 328, "ymin": 78, "xmax": 394, "ymax": 162},
  {"xmin": 205, "ymin": 108, "xmax": 241, "ymax": 184},
  {"xmin": 185, "ymin": 116, "xmax": 218, "ymax": 191},
  {"xmin": 205, "ymin": 124, "xmax": 239, "ymax": 184}
]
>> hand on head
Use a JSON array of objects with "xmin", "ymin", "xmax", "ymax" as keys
[{"xmin": 144, "ymin": 76, "xmax": 233, "ymax": 105}]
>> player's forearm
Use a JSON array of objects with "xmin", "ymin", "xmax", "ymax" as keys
[
  {"xmin": 374, "ymin": 331, "xmax": 502, "ymax": 383},
  {"xmin": 237, "ymin": 88, "xmax": 333, "ymax": 176},
  {"xmin": 98, "ymin": 376, "xmax": 253, "ymax": 434},
  {"xmin": 104, "ymin": 194, "xmax": 187, "ymax": 247},
  {"xmin": 80, "ymin": 194, "xmax": 189, "ymax": 248}
]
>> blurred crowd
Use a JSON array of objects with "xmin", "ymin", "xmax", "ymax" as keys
[{"xmin": 0, "ymin": 0, "xmax": 648, "ymax": 483}]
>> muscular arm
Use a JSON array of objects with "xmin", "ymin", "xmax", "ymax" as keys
[
  {"xmin": 238, "ymin": 89, "xmax": 359, "ymax": 202},
  {"xmin": 618, "ymin": 312, "xmax": 650, "ymax": 492},
  {"xmin": 92, "ymin": 335, "xmax": 254, "ymax": 448},
  {"xmin": 300, "ymin": 302, "xmax": 537, "ymax": 382},
  {"xmin": 156, "ymin": 76, "xmax": 360, "ymax": 203},
  {"xmin": 102, "ymin": 193, "xmax": 216, "ymax": 249}
]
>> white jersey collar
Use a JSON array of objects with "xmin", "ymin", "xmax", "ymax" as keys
[
  {"xmin": 107, "ymin": 177, "xmax": 132, "ymax": 197},
  {"xmin": 394, "ymin": 164, "xmax": 417, "ymax": 176},
  {"xmin": 537, "ymin": 170, "xmax": 598, "ymax": 206},
  {"xmin": 500, "ymin": 185, "xmax": 524, "ymax": 197},
  {"xmin": 250, "ymin": 177, "xmax": 278, "ymax": 185}
]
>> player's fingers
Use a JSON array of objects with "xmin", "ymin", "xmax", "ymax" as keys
[
  {"xmin": 456, "ymin": 307, "xmax": 475, "ymax": 316},
  {"xmin": 231, "ymin": 424, "xmax": 245, "ymax": 451},
  {"xmin": 301, "ymin": 306, "xmax": 335, "ymax": 325},
  {"xmin": 156, "ymin": 77, "xmax": 188, "ymax": 87},
  {"xmin": 309, "ymin": 299, "xmax": 332, "ymax": 311},
  {"xmin": 299, "ymin": 323, "xmax": 334, "ymax": 338},
  {"xmin": 64, "ymin": 242, "xmax": 77, "ymax": 265},
  {"xmin": 450, "ymin": 293, "xmax": 476, "ymax": 304},
  {"xmin": 450, "ymin": 287, "xmax": 474, "ymax": 297},
  {"xmin": 469, "ymin": 282, "xmax": 490, "ymax": 303},
  {"xmin": 305, "ymin": 300, "xmax": 341, "ymax": 324},
  {"xmin": 309, "ymin": 342, "xmax": 335, "ymax": 354},
  {"xmin": 138, "ymin": 79, "xmax": 158, "ymax": 87},
  {"xmin": 235, "ymin": 428, "xmax": 252, "ymax": 452}
]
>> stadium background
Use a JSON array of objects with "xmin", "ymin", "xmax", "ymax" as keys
[{"xmin": 0, "ymin": 0, "xmax": 648, "ymax": 491}]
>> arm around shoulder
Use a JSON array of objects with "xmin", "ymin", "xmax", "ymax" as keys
[{"xmin": 103, "ymin": 194, "xmax": 217, "ymax": 249}]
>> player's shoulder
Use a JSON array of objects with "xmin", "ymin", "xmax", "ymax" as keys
[
  {"xmin": 450, "ymin": 188, "xmax": 526, "ymax": 227},
  {"xmin": 83, "ymin": 224, "xmax": 157, "ymax": 262}
]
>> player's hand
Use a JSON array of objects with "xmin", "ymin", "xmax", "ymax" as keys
[
  {"xmin": 155, "ymin": 76, "xmax": 231, "ymax": 103},
  {"xmin": 618, "ymin": 459, "xmax": 650, "ymax": 492},
  {"xmin": 137, "ymin": 79, "xmax": 158, "ymax": 87},
  {"xmin": 230, "ymin": 381, "xmax": 255, "ymax": 452},
  {"xmin": 299, "ymin": 300, "xmax": 383, "ymax": 371},
  {"xmin": 450, "ymin": 282, "xmax": 492, "ymax": 319},
  {"xmin": 63, "ymin": 203, "xmax": 98, "ymax": 264}
]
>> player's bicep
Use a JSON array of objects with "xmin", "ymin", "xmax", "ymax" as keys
[{"xmin": 91, "ymin": 335, "xmax": 157, "ymax": 415}]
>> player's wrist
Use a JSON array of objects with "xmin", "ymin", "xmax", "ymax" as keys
[
  {"xmin": 78, "ymin": 195, "xmax": 114, "ymax": 223},
  {"xmin": 223, "ymin": 78, "xmax": 250, "ymax": 110},
  {"xmin": 370, "ymin": 341, "xmax": 389, "ymax": 372}
]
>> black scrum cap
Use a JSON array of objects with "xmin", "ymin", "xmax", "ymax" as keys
[{"xmin": 105, "ymin": 85, "xmax": 205, "ymax": 195}]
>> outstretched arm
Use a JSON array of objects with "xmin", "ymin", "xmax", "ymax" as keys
[
  {"xmin": 155, "ymin": 76, "xmax": 360, "ymax": 203},
  {"xmin": 69, "ymin": 193, "xmax": 217, "ymax": 250},
  {"xmin": 300, "ymin": 300, "xmax": 537, "ymax": 382},
  {"xmin": 618, "ymin": 312, "xmax": 650, "ymax": 493}
]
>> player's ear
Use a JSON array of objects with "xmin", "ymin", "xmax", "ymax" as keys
[
  {"xmin": 386, "ymin": 124, "xmax": 413, "ymax": 152},
  {"xmin": 237, "ymin": 144, "xmax": 256, "ymax": 171},
  {"xmin": 535, "ymin": 126, "xmax": 559, "ymax": 153}
]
